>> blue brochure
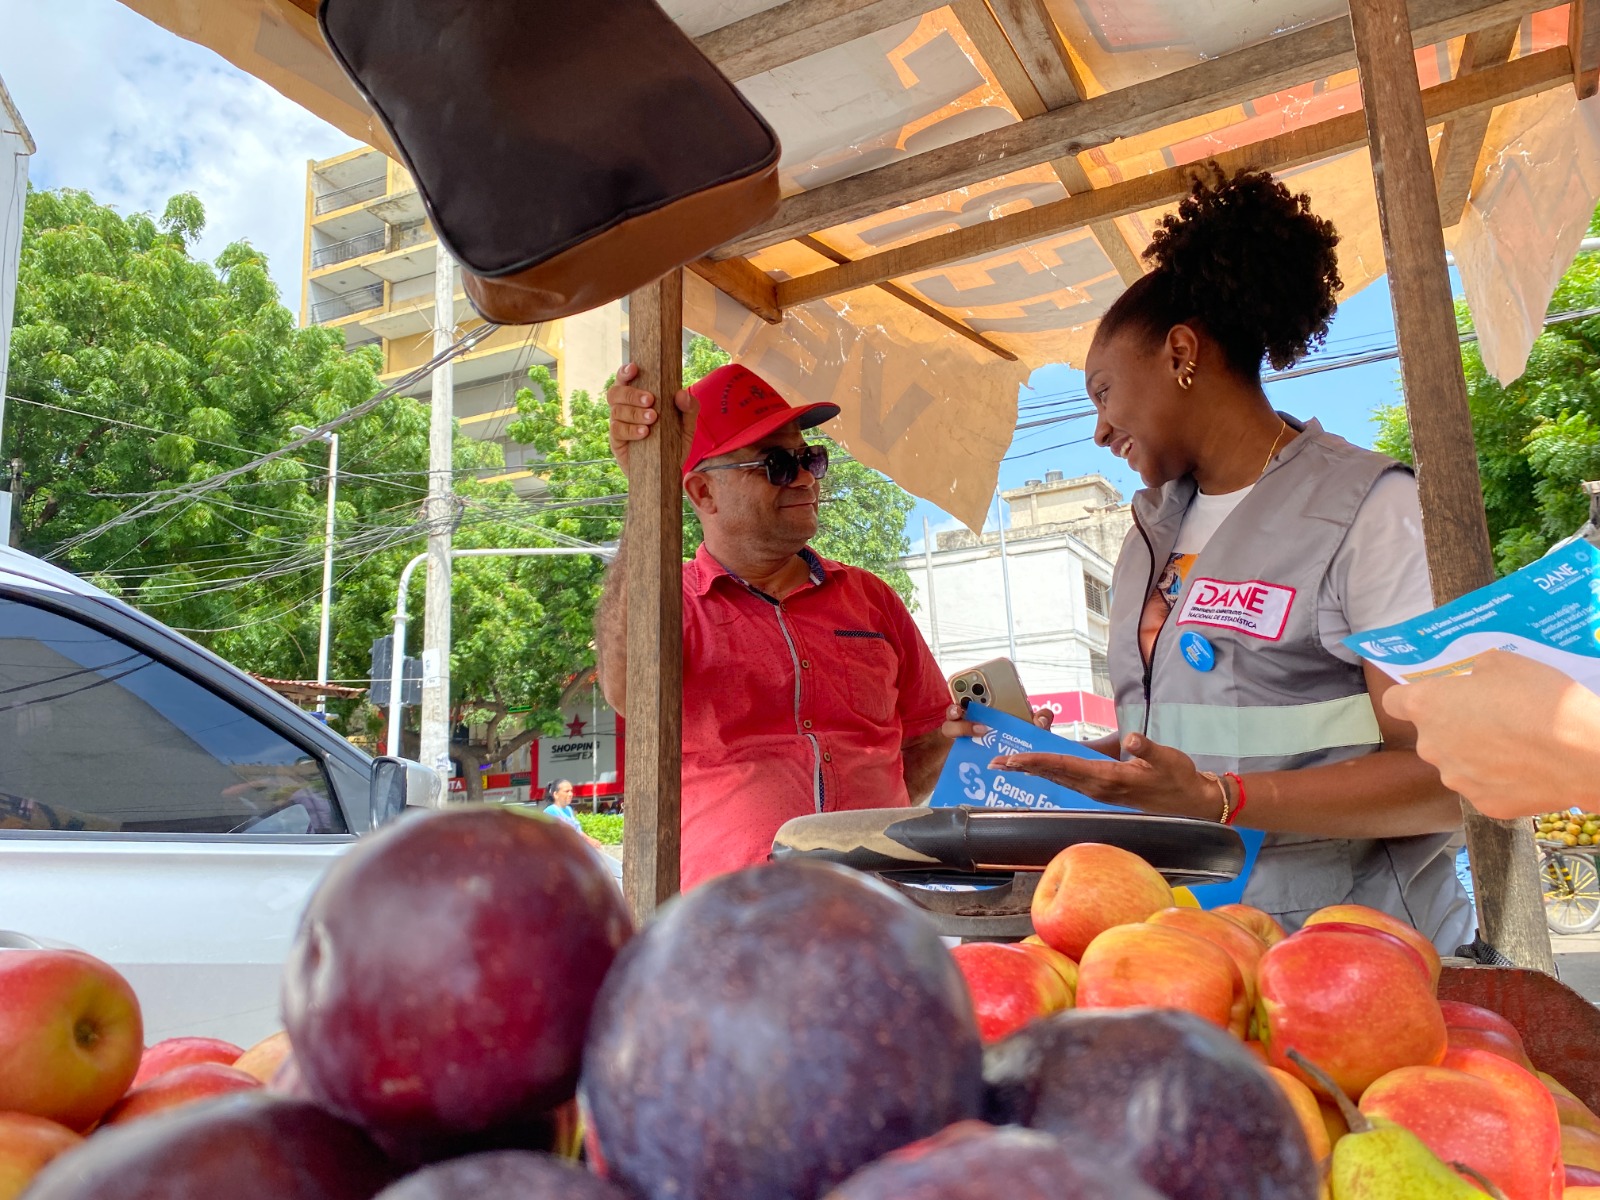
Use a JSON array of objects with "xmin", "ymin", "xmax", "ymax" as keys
[
  {"xmin": 1343, "ymin": 539, "xmax": 1600, "ymax": 692},
  {"xmin": 929, "ymin": 701, "xmax": 1262, "ymax": 908}
]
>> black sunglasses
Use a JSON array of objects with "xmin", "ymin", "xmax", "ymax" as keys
[{"xmin": 697, "ymin": 444, "xmax": 830, "ymax": 487}]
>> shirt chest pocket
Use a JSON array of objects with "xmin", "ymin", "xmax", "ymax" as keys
[{"xmin": 833, "ymin": 630, "xmax": 897, "ymax": 723}]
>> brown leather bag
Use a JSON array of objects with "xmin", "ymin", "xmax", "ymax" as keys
[{"xmin": 318, "ymin": 0, "xmax": 781, "ymax": 326}]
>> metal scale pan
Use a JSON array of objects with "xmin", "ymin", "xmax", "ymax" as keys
[{"xmin": 771, "ymin": 807, "xmax": 1247, "ymax": 941}]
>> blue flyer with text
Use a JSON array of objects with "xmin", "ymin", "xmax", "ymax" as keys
[
  {"xmin": 929, "ymin": 701, "xmax": 1263, "ymax": 907},
  {"xmin": 1343, "ymin": 540, "xmax": 1600, "ymax": 692}
]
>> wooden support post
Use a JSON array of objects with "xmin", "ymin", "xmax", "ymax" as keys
[
  {"xmin": 1349, "ymin": 0, "xmax": 1555, "ymax": 972},
  {"xmin": 1571, "ymin": 0, "xmax": 1600, "ymax": 97},
  {"xmin": 1432, "ymin": 22, "xmax": 1520, "ymax": 227},
  {"xmin": 621, "ymin": 271, "xmax": 684, "ymax": 924}
]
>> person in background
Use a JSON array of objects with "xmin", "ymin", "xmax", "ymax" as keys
[
  {"xmin": 947, "ymin": 166, "xmax": 1472, "ymax": 952},
  {"xmin": 597, "ymin": 362, "xmax": 952, "ymax": 892},
  {"xmin": 1383, "ymin": 651, "xmax": 1600, "ymax": 816},
  {"xmin": 543, "ymin": 778, "xmax": 623, "ymax": 882}
]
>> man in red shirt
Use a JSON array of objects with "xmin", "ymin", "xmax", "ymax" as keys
[{"xmin": 596, "ymin": 362, "xmax": 952, "ymax": 890}]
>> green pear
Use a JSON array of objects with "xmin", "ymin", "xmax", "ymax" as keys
[{"xmin": 1285, "ymin": 1051, "xmax": 1503, "ymax": 1200}]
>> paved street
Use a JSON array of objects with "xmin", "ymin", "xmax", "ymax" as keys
[{"xmin": 1551, "ymin": 930, "xmax": 1600, "ymax": 1001}]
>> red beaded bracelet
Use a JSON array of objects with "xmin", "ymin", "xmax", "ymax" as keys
[{"xmin": 1224, "ymin": 772, "xmax": 1247, "ymax": 826}]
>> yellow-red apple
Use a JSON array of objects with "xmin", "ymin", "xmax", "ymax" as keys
[
  {"xmin": 1360, "ymin": 1052, "xmax": 1563, "ymax": 1200},
  {"xmin": 1214, "ymin": 903, "xmax": 1287, "ymax": 946},
  {"xmin": 231, "ymin": 1031, "xmax": 292, "ymax": 1085},
  {"xmin": 1565, "ymin": 1125, "xmax": 1600, "ymax": 1172},
  {"xmin": 0, "ymin": 1112, "xmax": 81, "ymax": 1200},
  {"xmin": 1009, "ymin": 942, "xmax": 1078, "ymax": 1001},
  {"xmin": 130, "ymin": 1037, "xmax": 242, "ymax": 1089},
  {"xmin": 1256, "ymin": 929, "xmax": 1445, "ymax": 1100},
  {"xmin": 102, "ymin": 1062, "xmax": 261, "ymax": 1125},
  {"xmin": 1302, "ymin": 905, "xmax": 1441, "ymax": 990},
  {"xmin": 0, "ymin": 950, "xmax": 142, "ymax": 1130},
  {"xmin": 1447, "ymin": 1025, "xmax": 1535, "ymax": 1072},
  {"xmin": 1265, "ymin": 1066, "xmax": 1331, "ymax": 1162},
  {"xmin": 1029, "ymin": 843, "xmax": 1173, "ymax": 960},
  {"xmin": 949, "ymin": 943, "xmax": 1073, "ymax": 1043},
  {"xmin": 1292, "ymin": 922, "xmax": 1433, "ymax": 988},
  {"xmin": 1317, "ymin": 1098, "xmax": 1347, "ymax": 1149},
  {"xmin": 1147, "ymin": 906, "xmax": 1268, "ymax": 1009},
  {"xmin": 1076, "ymin": 923, "xmax": 1247, "ymax": 1036}
]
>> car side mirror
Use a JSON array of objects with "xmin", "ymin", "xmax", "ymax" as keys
[{"xmin": 369, "ymin": 756, "xmax": 443, "ymax": 828}]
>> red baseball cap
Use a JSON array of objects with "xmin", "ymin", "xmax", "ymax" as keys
[{"xmin": 683, "ymin": 364, "xmax": 840, "ymax": 476}]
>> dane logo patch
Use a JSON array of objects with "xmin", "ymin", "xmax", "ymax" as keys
[{"xmin": 1177, "ymin": 577, "xmax": 1296, "ymax": 642}]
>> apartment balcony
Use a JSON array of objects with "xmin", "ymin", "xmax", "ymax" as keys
[
  {"xmin": 368, "ymin": 186, "xmax": 427, "ymax": 227},
  {"xmin": 311, "ymin": 229, "xmax": 387, "ymax": 270},
  {"xmin": 311, "ymin": 283, "xmax": 385, "ymax": 324},
  {"xmin": 314, "ymin": 175, "xmax": 387, "ymax": 216}
]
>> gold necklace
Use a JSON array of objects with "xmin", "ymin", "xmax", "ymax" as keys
[{"xmin": 1261, "ymin": 420, "xmax": 1290, "ymax": 476}]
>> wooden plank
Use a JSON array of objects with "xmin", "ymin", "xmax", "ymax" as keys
[
  {"xmin": 280, "ymin": 0, "xmax": 319, "ymax": 15},
  {"xmin": 621, "ymin": 271, "xmax": 685, "ymax": 923},
  {"xmin": 1571, "ymin": 0, "xmax": 1600, "ymax": 97},
  {"xmin": 1349, "ymin": 0, "xmax": 1554, "ymax": 974},
  {"xmin": 1433, "ymin": 22, "xmax": 1521, "ymax": 227},
  {"xmin": 796, "ymin": 235, "xmax": 1018, "ymax": 359},
  {"xmin": 696, "ymin": 0, "xmax": 949, "ymax": 80},
  {"xmin": 716, "ymin": 0, "xmax": 1545, "ymax": 258},
  {"xmin": 957, "ymin": 0, "xmax": 1146, "ymax": 283},
  {"xmin": 686, "ymin": 255, "xmax": 783, "ymax": 323},
  {"xmin": 773, "ymin": 46, "xmax": 1570, "ymax": 307}
]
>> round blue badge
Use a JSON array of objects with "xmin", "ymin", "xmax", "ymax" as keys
[{"xmin": 1179, "ymin": 630, "xmax": 1216, "ymax": 672}]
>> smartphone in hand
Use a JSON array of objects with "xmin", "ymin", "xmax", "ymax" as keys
[{"xmin": 948, "ymin": 658, "xmax": 1033, "ymax": 723}]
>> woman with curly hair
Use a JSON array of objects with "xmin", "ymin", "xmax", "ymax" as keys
[{"xmin": 952, "ymin": 166, "xmax": 1473, "ymax": 950}]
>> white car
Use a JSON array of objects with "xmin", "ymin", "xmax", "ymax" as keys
[{"xmin": 0, "ymin": 545, "xmax": 436, "ymax": 1048}]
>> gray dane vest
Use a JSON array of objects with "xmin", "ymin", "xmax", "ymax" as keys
[{"xmin": 1108, "ymin": 418, "xmax": 1473, "ymax": 952}]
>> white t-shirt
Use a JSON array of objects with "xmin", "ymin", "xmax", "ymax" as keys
[{"xmin": 1164, "ymin": 470, "xmax": 1434, "ymax": 664}]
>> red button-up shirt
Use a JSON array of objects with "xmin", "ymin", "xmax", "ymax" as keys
[{"xmin": 679, "ymin": 545, "xmax": 949, "ymax": 891}]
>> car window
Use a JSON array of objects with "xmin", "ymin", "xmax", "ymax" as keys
[{"xmin": 0, "ymin": 596, "xmax": 345, "ymax": 835}]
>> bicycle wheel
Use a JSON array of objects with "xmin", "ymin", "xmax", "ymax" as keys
[{"xmin": 1542, "ymin": 852, "xmax": 1600, "ymax": 934}]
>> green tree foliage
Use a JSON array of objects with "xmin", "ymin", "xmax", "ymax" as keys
[{"xmin": 1375, "ymin": 210, "xmax": 1600, "ymax": 573}]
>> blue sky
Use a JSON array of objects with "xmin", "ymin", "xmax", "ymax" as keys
[{"xmin": 2, "ymin": 0, "xmax": 1432, "ymax": 551}]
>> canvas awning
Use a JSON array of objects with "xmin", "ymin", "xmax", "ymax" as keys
[{"xmin": 119, "ymin": 0, "xmax": 1600, "ymax": 530}]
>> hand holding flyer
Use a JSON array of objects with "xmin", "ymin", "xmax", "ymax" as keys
[{"xmin": 1343, "ymin": 540, "xmax": 1600, "ymax": 693}]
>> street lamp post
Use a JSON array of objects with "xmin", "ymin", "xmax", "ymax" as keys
[{"xmin": 292, "ymin": 425, "xmax": 339, "ymax": 717}]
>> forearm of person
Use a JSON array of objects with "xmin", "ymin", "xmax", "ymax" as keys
[
  {"xmin": 1237, "ymin": 748, "xmax": 1463, "ymax": 839},
  {"xmin": 901, "ymin": 729, "xmax": 952, "ymax": 804},
  {"xmin": 595, "ymin": 520, "xmax": 631, "ymax": 717}
]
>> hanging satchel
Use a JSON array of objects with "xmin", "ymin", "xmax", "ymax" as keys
[{"xmin": 318, "ymin": 0, "xmax": 781, "ymax": 325}]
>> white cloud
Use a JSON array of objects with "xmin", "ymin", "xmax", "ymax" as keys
[{"xmin": 0, "ymin": 0, "xmax": 358, "ymax": 310}]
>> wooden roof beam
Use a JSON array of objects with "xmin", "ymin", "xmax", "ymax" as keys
[
  {"xmin": 797, "ymin": 235, "xmax": 1018, "ymax": 359},
  {"xmin": 774, "ymin": 45, "xmax": 1572, "ymax": 308},
  {"xmin": 1571, "ymin": 0, "xmax": 1600, "ymax": 96},
  {"xmin": 715, "ymin": 0, "xmax": 1548, "ymax": 258},
  {"xmin": 686, "ymin": 255, "xmax": 784, "ymax": 323},
  {"xmin": 1433, "ymin": 22, "xmax": 1521, "ymax": 228},
  {"xmin": 695, "ymin": 0, "xmax": 951, "ymax": 80},
  {"xmin": 954, "ymin": 0, "xmax": 1147, "ymax": 285}
]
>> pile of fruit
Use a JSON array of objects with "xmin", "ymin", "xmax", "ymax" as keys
[
  {"xmin": 0, "ymin": 808, "xmax": 1595, "ymax": 1200},
  {"xmin": 1535, "ymin": 812, "xmax": 1600, "ymax": 847}
]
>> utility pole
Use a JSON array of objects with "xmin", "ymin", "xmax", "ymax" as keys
[
  {"xmin": 291, "ymin": 425, "xmax": 339, "ymax": 717},
  {"xmin": 921, "ymin": 516, "xmax": 941, "ymax": 659},
  {"xmin": 994, "ymin": 490, "xmax": 1018, "ymax": 662},
  {"xmin": 418, "ymin": 249, "xmax": 457, "ymax": 781}
]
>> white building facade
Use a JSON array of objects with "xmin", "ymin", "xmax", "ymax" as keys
[
  {"xmin": 0, "ymin": 77, "xmax": 34, "ymax": 543},
  {"xmin": 902, "ymin": 472, "xmax": 1131, "ymax": 741}
]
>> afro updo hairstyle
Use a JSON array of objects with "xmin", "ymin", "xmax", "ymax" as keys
[{"xmin": 1096, "ymin": 165, "xmax": 1342, "ymax": 381}]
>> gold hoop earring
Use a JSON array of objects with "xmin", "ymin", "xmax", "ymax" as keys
[{"xmin": 1177, "ymin": 361, "xmax": 1197, "ymax": 391}]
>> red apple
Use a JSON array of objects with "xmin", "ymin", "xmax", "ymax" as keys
[
  {"xmin": 1291, "ymin": 922, "xmax": 1433, "ymax": 988},
  {"xmin": 1440, "ymin": 999, "xmax": 1523, "ymax": 1041},
  {"xmin": 1076, "ymin": 923, "xmax": 1248, "ymax": 1037},
  {"xmin": 950, "ymin": 944, "xmax": 1072, "ymax": 1043},
  {"xmin": 130, "ymin": 1037, "xmax": 242, "ymax": 1090},
  {"xmin": 1554, "ymin": 1093, "xmax": 1600, "ymax": 1137},
  {"xmin": 1213, "ymin": 903, "xmax": 1287, "ymax": 946},
  {"xmin": 1146, "ymin": 906, "xmax": 1268, "ymax": 1008},
  {"xmin": 1256, "ymin": 929, "xmax": 1446, "ymax": 1100},
  {"xmin": 0, "ymin": 1112, "xmax": 81, "ymax": 1200},
  {"xmin": 1302, "ymin": 905, "xmax": 1441, "ymax": 990},
  {"xmin": 1029, "ymin": 843, "xmax": 1173, "ymax": 960},
  {"xmin": 1565, "ymin": 1125, "xmax": 1600, "ymax": 1172},
  {"xmin": 1447, "ymin": 1024, "xmax": 1535, "ymax": 1071},
  {"xmin": 102, "ymin": 1062, "xmax": 262, "ymax": 1125},
  {"xmin": 1361, "ymin": 1052, "xmax": 1563, "ymax": 1200},
  {"xmin": 0, "ymin": 950, "xmax": 143, "ymax": 1130},
  {"xmin": 231, "ymin": 1032, "xmax": 292, "ymax": 1085},
  {"xmin": 1009, "ymin": 942, "xmax": 1078, "ymax": 1001}
]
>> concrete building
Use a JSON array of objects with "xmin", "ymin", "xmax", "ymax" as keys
[
  {"xmin": 902, "ymin": 472, "xmax": 1132, "ymax": 741},
  {"xmin": 301, "ymin": 146, "xmax": 626, "ymax": 498},
  {"xmin": 1, "ymin": 76, "xmax": 35, "ymax": 542}
]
